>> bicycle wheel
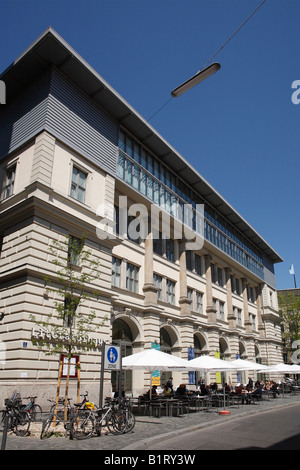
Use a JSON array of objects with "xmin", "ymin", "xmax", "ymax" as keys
[
  {"xmin": 14, "ymin": 410, "xmax": 30, "ymax": 436},
  {"xmin": 125, "ymin": 410, "xmax": 136, "ymax": 432},
  {"xmin": 29, "ymin": 404, "xmax": 43, "ymax": 422},
  {"xmin": 109, "ymin": 410, "xmax": 127, "ymax": 434},
  {"xmin": 71, "ymin": 412, "xmax": 95, "ymax": 440},
  {"xmin": 40, "ymin": 418, "xmax": 53, "ymax": 439}
]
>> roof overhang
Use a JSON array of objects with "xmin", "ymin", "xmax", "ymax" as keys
[{"xmin": 0, "ymin": 27, "xmax": 283, "ymax": 264}]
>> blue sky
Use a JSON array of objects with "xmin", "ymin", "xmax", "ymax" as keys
[{"xmin": 1, "ymin": 0, "xmax": 299, "ymax": 289}]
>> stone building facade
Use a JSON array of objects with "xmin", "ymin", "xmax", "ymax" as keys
[{"xmin": 0, "ymin": 29, "xmax": 283, "ymax": 402}]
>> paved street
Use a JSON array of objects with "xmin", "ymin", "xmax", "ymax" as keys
[
  {"xmin": 2, "ymin": 394, "xmax": 300, "ymax": 451},
  {"xmin": 141, "ymin": 402, "xmax": 300, "ymax": 450}
]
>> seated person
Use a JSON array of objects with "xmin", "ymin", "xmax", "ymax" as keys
[
  {"xmin": 250, "ymin": 384, "xmax": 263, "ymax": 400},
  {"xmin": 235, "ymin": 384, "xmax": 250, "ymax": 404},
  {"xmin": 200, "ymin": 383, "xmax": 210, "ymax": 395},
  {"xmin": 162, "ymin": 384, "xmax": 171, "ymax": 396},
  {"xmin": 146, "ymin": 385, "xmax": 158, "ymax": 399},
  {"xmin": 176, "ymin": 384, "xmax": 188, "ymax": 396}
]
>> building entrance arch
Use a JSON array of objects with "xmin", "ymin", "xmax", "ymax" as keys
[{"xmin": 112, "ymin": 318, "xmax": 134, "ymax": 393}]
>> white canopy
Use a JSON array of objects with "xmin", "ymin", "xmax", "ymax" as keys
[
  {"xmin": 229, "ymin": 358, "xmax": 270, "ymax": 371},
  {"xmin": 289, "ymin": 364, "xmax": 300, "ymax": 373},
  {"xmin": 187, "ymin": 355, "xmax": 238, "ymax": 372},
  {"xmin": 257, "ymin": 363, "xmax": 299, "ymax": 373},
  {"xmin": 122, "ymin": 348, "xmax": 195, "ymax": 372}
]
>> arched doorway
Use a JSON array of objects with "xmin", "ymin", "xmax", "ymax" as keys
[
  {"xmin": 112, "ymin": 318, "xmax": 133, "ymax": 392},
  {"xmin": 238, "ymin": 341, "xmax": 247, "ymax": 384},
  {"xmin": 194, "ymin": 333, "xmax": 207, "ymax": 385},
  {"xmin": 219, "ymin": 337, "xmax": 230, "ymax": 385},
  {"xmin": 160, "ymin": 327, "xmax": 175, "ymax": 387}
]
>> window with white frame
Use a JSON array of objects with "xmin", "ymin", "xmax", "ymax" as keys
[
  {"xmin": 237, "ymin": 308, "xmax": 242, "ymax": 326},
  {"xmin": 1, "ymin": 164, "xmax": 16, "ymax": 200},
  {"xmin": 153, "ymin": 273, "xmax": 162, "ymax": 300},
  {"xmin": 219, "ymin": 301, "xmax": 225, "ymax": 321},
  {"xmin": 196, "ymin": 292, "xmax": 203, "ymax": 314},
  {"xmin": 112, "ymin": 257, "xmax": 121, "ymax": 288},
  {"xmin": 126, "ymin": 262, "xmax": 139, "ymax": 293},
  {"xmin": 70, "ymin": 165, "xmax": 87, "ymax": 203},
  {"xmin": 166, "ymin": 279, "xmax": 176, "ymax": 305}
]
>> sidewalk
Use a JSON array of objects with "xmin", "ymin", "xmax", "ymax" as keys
[{"xmin": 2, "ymin": 394, "xmax": 300, "ymax": 450}]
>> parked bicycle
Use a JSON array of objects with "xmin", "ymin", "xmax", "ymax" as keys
[
  {"xmin": 70, "ymin": 397, "xmax": 135, "ymax": 440},
  {"xmin": 40, "ymin": 399, "xmax": 72, "ymax": 439},
  {"xmin": 1, "ymin": 397, "xmax": 31, "ymax": 437},
  {"xmin": 20, "ymin": 396, "xmax": 43, "ymax": 422}
]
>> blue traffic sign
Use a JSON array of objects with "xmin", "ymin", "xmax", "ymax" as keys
[{"xmin": 107, "ymin": 346, "xmax": 118, "ymax": 364}]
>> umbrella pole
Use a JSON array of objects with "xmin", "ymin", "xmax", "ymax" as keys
[{"xmin": 219, "ymin": 375, "xmax": 231, "ymax": 416}]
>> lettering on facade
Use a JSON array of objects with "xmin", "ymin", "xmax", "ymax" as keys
[{"xmin": 31, "ymin": 327, "xmax": 106, "ymax": 349}]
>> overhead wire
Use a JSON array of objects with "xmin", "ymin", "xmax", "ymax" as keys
[{"xmin": 146, "ymin": 0, "xmax": 268, "ymax": 123}]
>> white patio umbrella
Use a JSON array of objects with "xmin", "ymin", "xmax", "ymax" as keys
[
  {"xmin": 289, "ymin": 364, "xmax": 300, "ymax": 373},
  {"xmin": 257, "ymin": 363, "xmax": 298, "ymax": 374},
  {"xmin": 122, "ymin": 348, "xmax": 195, "ymax": 398},
  {"xmin": 229, "ymin": 358, "xmax": 270, "ymax": 371},
  {"xmin": 187, "ymin": 355, "xmax": 238, "ymax": 414},
  {"xmin": 188, "ymin": 355, "xmax": 238, "ymax": 372}
]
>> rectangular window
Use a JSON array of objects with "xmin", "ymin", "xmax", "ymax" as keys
[
  {"xmin": 112, "ymin": 257, "xmax": 121, "ymax": 288},
  {"xmin": 217, "ymin": 267, "xmax": 223, "ymax": 287},
  {"xmin": 68, "ymin": 236, "xmax": 83, "ymax": 266},
  {"xmin": 153, "ymin": 232, "xmax": 163, "ymax": 256},
  {"xmin": 70, "ymin": 166, "xmax": 87, "ymax": 203},
  {"xmin": 219, "ymin": 301, "xmax": 225, "ymax": 321},
  {"xmin": 196, "ymin": 292, "xmax": 203, "ymax": 314},
  {"xmin": 237, "ymin": 308, "xmax": 242, "ymax": 326},
  {"xmin": 63, "ymin": 296, "xmax": 79, "ymax": 328},
  {"xmin": 126, "ymin": 263, "xmax": 139, "ymax": 293},
  {"xmin": 186, "ymin": 251, "xmax": 192, "ymax": 271},
  {"xmin": 166, "ymin": 279, "xmax": 176, "ymax": 305},
  {"xmin": 165, "ymin": 239, "xmax": 174, "ymax": 262},
  {"xmin": 154, "ymin": 273, "xmax": 162, "ymax": 301},
  {"xmin": 1, "ymin": 165, "xmax": 16, "ymax": 200},
  {"xmin": 195, "ymin": 254, "xmax": 202, "ymax": 276}
]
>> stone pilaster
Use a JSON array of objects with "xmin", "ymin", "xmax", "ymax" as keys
[
  {"xmin": 204, "ymin": 255, "xmax": 217, "ymax": 322},
  {"xmin": 178, "ymin": 242, "xmax": 191, "ymax": 316},
  {"xmin": 242, "ymin": 278, "xmax": 252, "ymax": 333},
  {"xmin": 225, "ymin": 268, "xmax": 236, "ymax": 329},
  {"xmin": 143, "ymin": 231, "xmax": 158, "ymax": 306}
]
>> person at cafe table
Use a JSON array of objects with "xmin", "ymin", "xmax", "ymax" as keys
[{"xmin": 175, "ymin": 384, "xmax": 188, "ymax": 396}]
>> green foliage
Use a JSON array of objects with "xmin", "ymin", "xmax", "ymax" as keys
[
  {"xmin": 30, "ymin": 234, "xmax": 107, "ymax": 358},
  {"xmin": 278, "ymin": 292, "xmax": 300, "ymax": 356}
]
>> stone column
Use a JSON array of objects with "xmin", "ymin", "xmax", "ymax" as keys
[
  {"xmin": 242, "ymin": 278, "xmax": 251, "ymax": 333},
  {"xmin": 178, "ymin": 242, "xmax": 191, "ymax": 315},
  {"xmin": 256, "ymin": 283, "xmax": 265, "ymax": 339},
  {"xmin": 204, "ymin": 255, "xmax": 216, "ymax": 322},
  {"xmin": 225, "ymin": 268, "xmax": 236, "ymax": 329},
  {"xmin": 143, "ymin": 231, "xmax": 158, "ymax": 306}
]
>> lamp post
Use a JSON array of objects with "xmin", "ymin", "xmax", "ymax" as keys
[{"xmin": 171, "ymin": 62, "xmax": 221, "ymax": 97}]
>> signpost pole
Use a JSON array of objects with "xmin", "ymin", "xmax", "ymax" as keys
[{"xmin": 99, "ymin": 342, "xmax": 106, "ymax": 408}]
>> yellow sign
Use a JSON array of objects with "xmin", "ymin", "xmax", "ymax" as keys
[{"xmin": 215, "ymin": 351, "xmax": 221, "ymax": 384}]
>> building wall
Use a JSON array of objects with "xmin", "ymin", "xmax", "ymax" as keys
[{"xmin": 0, "ymin": 91, "xmax": 284, "ymax": 402}]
